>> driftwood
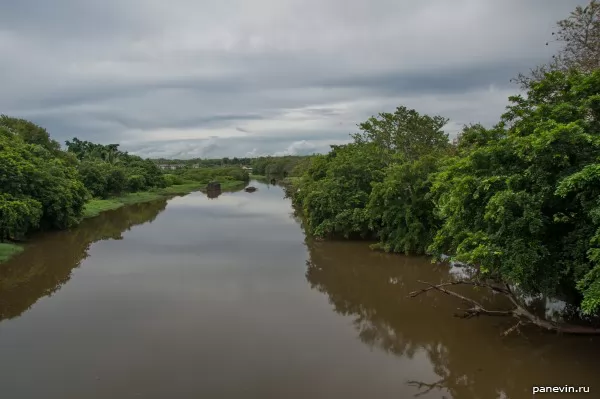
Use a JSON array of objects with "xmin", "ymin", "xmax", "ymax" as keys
[{"xmin": 408, "ymin": 280, "xmax": 600, "ymax": 335}]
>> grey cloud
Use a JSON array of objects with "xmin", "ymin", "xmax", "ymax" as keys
[
  {"xmin": 319, "ymin": 62, "xmax": 531, "ymax": 95},
  {"xmin": 0, "ymin": 0, "xmax": 589, "ymax": 158}
]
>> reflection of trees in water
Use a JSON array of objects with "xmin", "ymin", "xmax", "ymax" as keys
[
  {"xmin": 0, "ymin": 199, "xmax": 168, "ymax": 321},
  {"xmin": 206, "ymin": 188, "xmax": 222, "ymax": 199},
  {"xmin": 304, "ymin": 238, "xmax": 599, "ymax": 399}
]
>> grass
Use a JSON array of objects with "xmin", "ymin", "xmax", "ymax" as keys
[
  {"xmin": 82, "ymin": 198, "xmax": 125, "ymax": 218},
  {"xmin": 0, "ymin": 242, "xmax": 24, "ymax": 263},
  {"xmin": 82, "ymin": 184, "xmax": 202, "ymax": 218},
  {"xmin": 82, "ymin": 180, "xmax": 247, "ymax": 219}
]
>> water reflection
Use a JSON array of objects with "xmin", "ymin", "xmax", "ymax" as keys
[
  {"xmin": 304, "ymin": 238, "xmax": 600, "ymax": 399},
  {"xmin": 206, "ymin": 187, "xmax": 222, "ymax": 199},
  {"xmin": 1, "ymin": 182, "xmax": 598, "ymax": 399},
  {"xmin": 0, "ymin": 199, "xmax": 168, "ymax": 321}
]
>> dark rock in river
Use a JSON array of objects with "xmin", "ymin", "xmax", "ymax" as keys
[{"xmin": 245, "ymin": 186, "xmax": 257, "ymax": 193}]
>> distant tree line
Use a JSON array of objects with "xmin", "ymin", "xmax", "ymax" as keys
[
  {"xmin": 152, "ymin": 157, "xmax": 253, "ymax": 167},
  {"xmin": 65, "ymin": 137, "xmax": 166, "ymax": 198},
  {"xmin": 165, "ymin": 166, "xmax": 249, "ymax": 186},
  {"xmin": 250, "ymin": 155, "xmax": 312, "ymax": 177},
  {"xmin": 0, "ymin": 119, "xmax": 175, "ymax": 242}
]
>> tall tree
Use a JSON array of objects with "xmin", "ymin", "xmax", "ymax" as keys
[{"xmin": 515, "ymin": 0, "xmax": 600, "ymax": 87}]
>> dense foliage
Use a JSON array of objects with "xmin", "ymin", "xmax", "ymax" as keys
[
  {"xmin": 0, "ymin": 125, "xmax": 87, "ymax": 240},
  {"xmin": 293, "ymin": 143, "xmax": 386, "ymax": 238},
  {"xmin": 65, "ymin": 137, "xmax": 166, "ymax": 198},
  {"xmin": 172, "ymin": 165, "xmax": 250, "ymax": 184},
  {"xmin": 0, "ymin": 115, "xmax": 61, "ymax": 154},
  {"xmin": 293, "ymin": 106, "xmax": 449, "ymax": 249},
  {"xmin": 430, "ymin": 71, "xmax": 600, "ymax": 314},
  {"xmin": 1, "ymin": 118, "xmax": 248, "ymax": 248},
  {"xmin": 292, "ymin": 71, "xmax": 600, "ymax": 315},
  {"xmin": 0, "ymin": 117, "xmax": 252, "ymax": 248}
]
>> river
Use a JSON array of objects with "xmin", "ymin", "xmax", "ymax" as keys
[{"xmin": 0, "ymin": 180, "xmax": 598, "ymax": 399}]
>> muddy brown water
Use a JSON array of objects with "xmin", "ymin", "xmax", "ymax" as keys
[{"xmin": 0, "ymin": 181, "xmax": 598, "ymax": 399}]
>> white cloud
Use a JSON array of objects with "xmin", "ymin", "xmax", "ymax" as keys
[{"xmin": 274, "ymin": 140, "xmax": 318, "ymax": 156}]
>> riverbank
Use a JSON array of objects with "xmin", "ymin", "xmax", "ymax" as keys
[
  {"xmin": 83, "ymin": 180, "xmax": 247, "ymax": 218},
  {"xmin": 0, "ymin": 179, "xmax": 248, "ymax": 264}
]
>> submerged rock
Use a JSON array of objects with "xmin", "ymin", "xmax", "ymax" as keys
[{"xmin": 244, "ymin": 186, "xmax": 257, "ymax": 193}]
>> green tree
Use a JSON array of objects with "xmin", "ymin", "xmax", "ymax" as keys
[
  {"xmin": 78, "ymin": 161, "xmax": 110, "ymax": 198},
  {"xmin": 430, "ymin": 70, "xmax": 600, "ymax": 314},
  {"xmin": 294, "ymin": 106, "xmax": 449, "ymax": 243},
  {"xmin": 367, "ymin": 155, "xmax": 443, "ymax": 254},
  {"xmin": 0, "ymin": 194, "xmax": 43, "ymax": 241},
  {"xmin": 0, "ymin": 127, "xmax": 87, "ymax": 236},
  {"xmin": 298, "ymin": 143, "xmax": 385, "ymax": 238},
  {"xmin": 354, "ymin": 106, "xmax": 449, "ymax": 165},
  {"xmin": 0, "ymin": 115, "xmax": 61, "ymax": 154}
]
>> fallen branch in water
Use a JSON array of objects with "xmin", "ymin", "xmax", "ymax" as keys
[
  {"xmin": 408, "ymin": 280, "xmax": 600, "ymax": 335},
  {"xmin": 502, "ymin": 320, "xmax": 528, "ymax": 337},
  {"xmin": 406, "ymin": 377, "xmax": 448, "ymax": 397},
  {"xmin": 408, "ymin": 280, "xmax": 510, "ymax": 297}
]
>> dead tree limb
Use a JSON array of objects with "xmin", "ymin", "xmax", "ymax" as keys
[
  {"xmin": 409, "ymin": 280, "xmax": 600, "ymax": 335},
  {"xmin": 408, "ymin": 280, "xmax": 509, "ymax": 298},
  {"xmin": 502, "ymin": 320, "xmax": 528, "ymax": 337},
  {"xmin": 406, "ymin": 377, "xmax": 448, "ymax": 397}
]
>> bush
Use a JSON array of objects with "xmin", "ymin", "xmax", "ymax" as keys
[
  {"xmin": 127, "ymin": 175, "xmax": 147, "ymax": 192},
  {"xmin": 79, "ymin": 161, "xmax": 110, "ymax": 198},
  {"xmin": 177, "ymin": 166, "xmax": 249, "ymax": 183},
  {"xmin": 429, "ymin": 70, "xmax": 600, "ymax": 314},
  {"xmin": 0, "ymin": 195, "xmax": 43, "ymax": 241},
  {"xmin": 106, "ymin": 167, "xmax": 127, "ymax": 195},
  {"xmin": 0, "ymin": 129, "xmax": 87, "ymax": 233},
  {"xmin": 163, "ymin": 173, "xmax": 185, "ymax": 186}
]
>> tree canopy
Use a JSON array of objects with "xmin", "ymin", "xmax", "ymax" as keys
[{"xmin": 291, "ymin": 70, "xmax": 600, "ymax": 317}]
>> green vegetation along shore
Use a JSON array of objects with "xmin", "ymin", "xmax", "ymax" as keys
[
  {"xmin": 288, "ymin": 1, "xmax": 600, "ymax": 329},
  {"xmin": 83, "ymin": 180, "xmax": 247, "ymax": 218},
  {"xmin": 0, "ymin": 118, "xmax": 249, "ymax": 264}
]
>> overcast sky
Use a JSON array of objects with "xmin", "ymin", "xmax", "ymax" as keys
[{"xmin": 0, "ymin": 0, "xmax": 585, "ymax": 158}]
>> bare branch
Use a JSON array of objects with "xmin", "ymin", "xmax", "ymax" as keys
[
  {"xmin": 407, "ymin": 378, "xmax": 448, "ymax": 397},
  {"xmin": 411, "ymin": 280, "xmax": 600, "ymax": 335},
  {"xmin": 408, "ymin": 279, "xmax": 509, "ymax": 298},
  {"xmin": 502, "ymin": 321, "xmax": 528, "ymax": 337}
]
